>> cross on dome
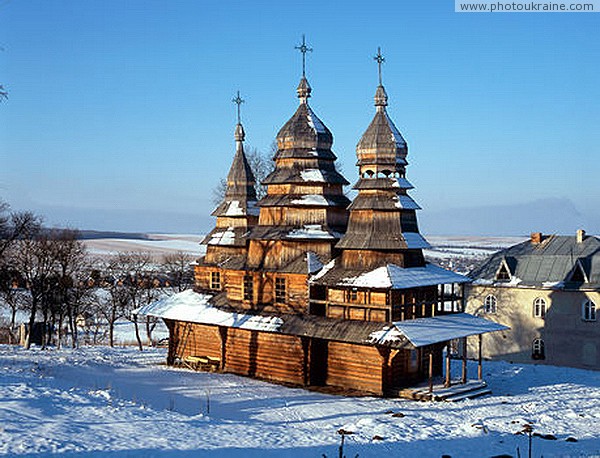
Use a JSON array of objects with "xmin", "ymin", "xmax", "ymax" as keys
[
  {"xmin": 374, "ymin": 47, "xmax": 385, "ymax": 86},
  {"xmin": 295, "ymin": 34, "xmax": 313, "ymax": 78},
  {"xmin": 232, "ymin": 90, "xmax": 245, "ymax": 124}
]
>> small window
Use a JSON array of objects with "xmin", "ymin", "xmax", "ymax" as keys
[
  {"xmin": 210, "ymin": 271, "xmax": 221, "ymax": 290},
  {"xmin": 532, "ymin": 338, "xmax": 545, "ymax": 360},
  {"xmin": 533, "ymin": 297, "xmax": 546, "ymax": 318},
  {"xmin": 484, "ymin": 295, "xmax": 497, "ymax": 314},
  {"xmin": 582, "ymin": 300, "xmax": 597, "ymax": 321},
  {"xmin": 275, "ymin": 277, "xmax": 286, "ymax": 303},
  {"xmin": 243, "ymin": 274, "xmax": 253, "ymax": 301},
  {"xmin": 347, "ymin": 289, "xmax": 358, "ymax": 302}
]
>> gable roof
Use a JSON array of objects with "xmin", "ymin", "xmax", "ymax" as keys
[{"xmin": 470, "ymin": 234, "xmax": 600, "ymax": 289}]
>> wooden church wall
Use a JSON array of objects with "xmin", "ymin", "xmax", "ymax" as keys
[
  {"xmin": 223, "ymin": 328, "xmax": 305, "ymax": 385},
  {"xmin": 169, "ymin": 321, "xmax": 222, "ymax": 361},
  {"xmin": 326, "ymin": 341, "xmax": 385, "ymax": 395}
]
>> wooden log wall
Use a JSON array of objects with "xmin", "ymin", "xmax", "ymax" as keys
[
  {"xmin": 171, "ymin": 321, "xmax": 222, "ymax": 361},
  {"xmin": 326, "ymin": 341, "xmax": 384, "ymax": 395},
  {"xmin": 223, "ymin": 329, "xmax": 305, "ymax": 385}
]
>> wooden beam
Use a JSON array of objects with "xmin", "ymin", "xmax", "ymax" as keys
[
  {"xmin": 461, "ymin": 337, "xmax": 468, "ymax": 384},
  {"xmin": 478, "ymin": 334, "xmax": 483, "ymax": 380},
  {"xmin": 428, "ymin": 351, "xmax": 434, "ymax": 394},
  {"xmin": 445, "ymin": 344, "xmax": 452, "ymax": 388}
]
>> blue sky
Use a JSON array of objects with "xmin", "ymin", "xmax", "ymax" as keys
[{"xmin": 1, "ymin": 0, "xmax": 598, "ymax": 235}]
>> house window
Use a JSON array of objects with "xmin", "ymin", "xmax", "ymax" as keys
[
  {"xmin": 210, "ymin": 271, "xmax": 221, "ymax": 290},
  {"xmin": 484, "ymin": 295, "xmax": 497, "ymax": 314},
  {"xmin": 533, "ymin": 297, "xmax": 546, "ymax": 318},
  {"xmin": 243, "ymin": 274, "xmax": 253, "ymax": 301},
  {"xmin": 582, "ymin": 300, "xmax": 597, "ymax": 321},
  {"xmin": 275, "ymin": 277, "xmax": 286, "ymax": 303},
  {"xmin": 532, "ymin": 338, "xmax": 545, "ymax": 360}
]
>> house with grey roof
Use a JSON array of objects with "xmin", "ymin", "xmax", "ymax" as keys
[{"xmin": 465, "ymin": 230, "xmax": 600, "ymax": 369}]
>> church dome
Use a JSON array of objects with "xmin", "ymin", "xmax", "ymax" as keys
[
  {"xmin": 356, "ymin": 85, "xmax": 407, "ymax": 171},
  {"xmin": 276, "ymin": 77, "xmax": 333, "ymax": 151}
]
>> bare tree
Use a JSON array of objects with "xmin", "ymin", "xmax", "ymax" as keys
[
  {"xmin": 211, "ymin": 144, "xmax": 275, "ymax": 205},
  {"xmin": 0, "ymin": 84, "xmax": 6, "ymax": 102},
  {"xmin": 162, "ymin": 251, "xmax": 195, "ymax": 293},
  {"xmin": 98, "ymin": 252, "xmax": 161, "ymax": 350}
]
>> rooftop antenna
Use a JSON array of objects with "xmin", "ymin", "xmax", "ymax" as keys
[
  {"xmin": 374, "ymin": 46, "xmax": 385, "ymax": 86},
  {"xmin": 232, "ymin": 90, "xmax": 244, "ymax": 124},
  {"xmin": 295, "ymin": 34, "xmax": 313, "ymax": 78}
]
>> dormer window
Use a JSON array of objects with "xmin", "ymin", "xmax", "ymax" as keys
[
  {"xmin": 569, "ymin": 259, "xmax": 588, "ymax": 284},
  {"xmin": 495, "ymin": 259, "xmax": 512, "ymax": 281}
]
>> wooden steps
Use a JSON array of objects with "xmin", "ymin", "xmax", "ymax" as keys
[{"xmin": 394, "ymin": 379, "xmax": 491, "ymax": 402}]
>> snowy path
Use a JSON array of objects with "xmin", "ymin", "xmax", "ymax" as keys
[{"xmin": 1, "ymin": 345, "xmax": 599, "ymax": 457}]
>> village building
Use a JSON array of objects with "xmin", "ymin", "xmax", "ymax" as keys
[
  {"xmin": 465, "ymin": 230, "xmax": 600, "ymax": 370},
  {"xmin": 139, "ymin": 44, "xmax": 506, "ymax": 399}
]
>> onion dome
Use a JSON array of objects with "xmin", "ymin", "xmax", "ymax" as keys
[
  {"xmin": 275, "ymin": 77, "xmax": 334, "ymax": 156},
  {"xmin": 356, "ymin": 84, "xmax": 408, "ymax": 175}
]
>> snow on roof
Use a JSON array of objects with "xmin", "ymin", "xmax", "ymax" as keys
[
  {"xmin": 300, "ymin": 169, "xmax": 326, "ymax": 182},
  {"xmin": 290, "ymin": 195, "xmax": 330, "ymax": 206},
  {"xmin": 393, "ymin": 178, "xmax": 414, "ymax": 189},
  {"xmin": 287, "ymin": 224, "xmax": 336, "ymax": 240},
  {"xmin": 393, "ymin": 195, "xmax": 421, "ymax": 210},
  {"xmin": 137, "ymin": 290, "xmax": 283, "ymax": 332},
  {"xmin": 384, "ymin": 313, "xmax": 509, "ymax": 347},
  {"xmin": 306, "ymin": 252, "xmax": 324, "ymax": 274},
  {"xmin": 224, "ymin": 201, "xmax": 244, "ymax": 216},
  {"xmin": 207, "ymin": 227, "xmax": 237, "ymax": 245},
  {"xmin": 340, "ymin": 263, "xmax": 469, "ymax": 289},
  {"xmin": 402, "ymin": 232, "xmax": 431, "ymax": 249},
  {"xmin": 310, "ymin": 259, "xmax": 336, "ymax": 281},
  {"xmin": 306, "ymin": 106, "xmax": 327, "ymax": 134}
]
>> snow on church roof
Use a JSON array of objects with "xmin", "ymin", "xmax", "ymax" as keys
[
  {"xmin": 340, "ymin": 263, "xmax": 469, "ymax": 289},
  {"xmin": 137, "ymin": 290, "xmax": 283, "ymax": 332},
  {"xmin": 369, "ymin": 313, "xmax": 509, "ymax": 347}
]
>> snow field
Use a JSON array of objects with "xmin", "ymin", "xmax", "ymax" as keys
[{"xmin": 1, "ymin": 345, "xmax": 599, "ymax": 457}]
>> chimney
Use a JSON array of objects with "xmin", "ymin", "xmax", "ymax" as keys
[
  {"xmin": 577, "ymin": 229, "xmax": 586, "ymax": 244},
  {"xmin": 531, "ymin": 232, "xmax": 542, "ymax": 244}
]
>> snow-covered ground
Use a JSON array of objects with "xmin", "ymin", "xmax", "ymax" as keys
[
  {"xmin": 84, "ymin": 233, "xmax": 206, "ymax": 257},
  {"xmin": 1, "ymin": 345, "xmax": 599, "ymax": 457}
]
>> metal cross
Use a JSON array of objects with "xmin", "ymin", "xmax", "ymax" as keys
[
  {"xmin": 232, "ymin": 90, "xmax": 244, "ymax": 124},
  {"xmin": 374, "ymin": 47, "xmax": 385, "ymax": 85},
  {"xmin": 295, "ymin": 34, "xmax": 313, "ymax": 77}
]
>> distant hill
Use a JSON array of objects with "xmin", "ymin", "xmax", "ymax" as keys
[
  {"xmin": 420, "ymin": 197, "xmax": 598, "ymax": 236},
  {"xmin": 77, "ymin": 230, "xmax": 153, "ymax": 241}
]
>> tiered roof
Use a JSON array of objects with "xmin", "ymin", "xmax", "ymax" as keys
[
  {"xmin": 335, "ymin": 80, "xmax": 429, "ymax": 258},
  {"xmin": 248, "ymin": 76, "xmax": 350, "ymax": 248},
  {"xmin": 202, "ymin": 119, "xmax": 258, "ymax": 252}
]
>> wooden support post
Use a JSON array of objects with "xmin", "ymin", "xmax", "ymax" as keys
[
  {"xmin": 461, "ymin": 337, "xmax": 468, "ymax": 384},
  {"xmin": 445, "ymin": 344, "xmax": 452, "ymax": 388},
  {"xmin": 428, "ymin": 351, "xmax": 434, "ymax": 395},
  {"xmin": 478, "ymin": 334, "xmax": 483, "ymax": 380}
]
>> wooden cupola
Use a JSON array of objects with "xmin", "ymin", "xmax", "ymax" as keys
[
  {"xmin": 247, "ymin": 76, "xmax": 350, "ymax": 271},
  {"xmin": 336, "ymin": 78, "xmax": 429, "ymax": 270},
  {"xmin": 201, "ymin": 119, "xmax": 259, "ymax": 265}
]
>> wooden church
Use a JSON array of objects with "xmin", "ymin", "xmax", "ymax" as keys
[{"xmin": 140, "ymin": 45, "xmax": 505, "ymax": 397}]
